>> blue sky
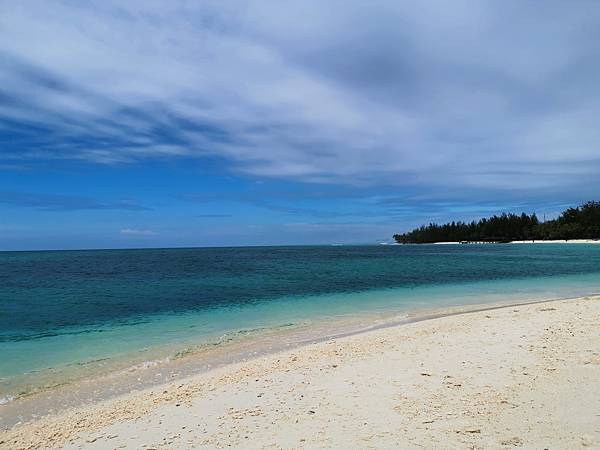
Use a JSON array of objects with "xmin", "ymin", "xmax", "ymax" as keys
[{"xmin": 1, "ymin": 1, "xmax": 600, "ymax": 250}]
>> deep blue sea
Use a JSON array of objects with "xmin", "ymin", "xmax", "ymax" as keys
[{"xmin": 1, "ymin": 244, "xmax": 600, "ymax": 402}]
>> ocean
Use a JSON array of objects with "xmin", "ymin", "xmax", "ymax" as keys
[{"xmin": 1, "ymin": 244, "xmax": 600, "ymax": 406}]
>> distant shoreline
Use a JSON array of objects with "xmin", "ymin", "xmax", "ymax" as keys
[{"xmin": 429, "ymin": 239, "xmax": 600, "ymax": 245}]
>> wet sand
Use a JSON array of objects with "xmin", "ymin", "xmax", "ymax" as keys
[{"xmin": 1, "ymin": 295, "xmax": 599, "ymax": 449}]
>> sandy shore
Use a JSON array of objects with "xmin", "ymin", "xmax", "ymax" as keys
[
  {"xmin": 431, "ymin": 239, "xmax": 600, "ymax": 244},
  {"xmin": 510, "ymin": 239, "xmax": 600, "ymax": 244},
  {"xmin": 1, "ymin": 295, "xmax": 599, "ymax": 449}
]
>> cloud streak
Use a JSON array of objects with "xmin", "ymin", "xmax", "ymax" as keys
[
  {"xmin": 0, "ymin": 191, "xmax": 150, "ymax": 211},
  {"xmin": 120, "ymin": 228, "xmax": 157, "ymax": 236}
]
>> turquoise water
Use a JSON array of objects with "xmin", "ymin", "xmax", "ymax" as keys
[{"xmin": 1, "ymin": 244, "xmax": 600, "ymax": 400}]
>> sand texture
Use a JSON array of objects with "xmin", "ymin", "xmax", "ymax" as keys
[{"xmin": 1, "ymin": 296, "xmax": 599, "ymax": 449}]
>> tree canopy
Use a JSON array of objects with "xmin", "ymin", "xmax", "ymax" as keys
[{"xmin": 393, "ymin": 201, "xmax": 600, "ymax": 244}]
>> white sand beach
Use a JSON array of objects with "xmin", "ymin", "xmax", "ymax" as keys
[
  {"xmin": 431, "ymin": 239, "xmax": 600, "ymax": 245},
  {"xmin": 510, "ymin": 239, "xmax": 600, "ymax": 244},
  {"xmin": 2, "ymin": 296, "xmax": 599, "ymax": 450}
]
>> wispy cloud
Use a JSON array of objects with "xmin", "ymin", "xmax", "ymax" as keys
[
  {"xmin": 120, "ymin": 228, "xmax": 157, "ymax": 236},
  {"xmin": 195, "ymin": 214, "xmax": 233, "ymax": 218},
  {"xmin": 0, "ymin": 191, "xmax": 150, "ymax": 211},
  {"xmin": 181, "ymin": 190, "xmax": 378, "ymax": 219}
]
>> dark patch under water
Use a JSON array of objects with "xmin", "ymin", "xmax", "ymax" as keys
[{"xmin": 2, "ymin": 244, "xmax": 600, "ymax": 343}]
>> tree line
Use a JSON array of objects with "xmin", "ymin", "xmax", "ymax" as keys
[{"xmin": 393, "ymin": 201, "xmax": 600, "ymax": 244}]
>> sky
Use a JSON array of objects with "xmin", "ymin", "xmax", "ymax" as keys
[{"xmin": 1, "ymin": 1, "xmax": 600, "ymax": 250}]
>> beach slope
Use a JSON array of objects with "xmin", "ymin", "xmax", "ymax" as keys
[{"xmin": 2, "ymin": 296, "xmax": 599, "ymax": 449}]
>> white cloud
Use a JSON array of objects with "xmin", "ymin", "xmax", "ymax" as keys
[
  {"xmin": 120, "ymin": 228, "xmax": 157, "ymax": 236},
  {"xmin": 1, "ymin": 0, "xmax": 600, "ymax": 196}
]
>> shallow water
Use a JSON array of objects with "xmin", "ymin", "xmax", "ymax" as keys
[{"xmin": 1, "ymin": 244, "xmax": 600, "ymax": 402}]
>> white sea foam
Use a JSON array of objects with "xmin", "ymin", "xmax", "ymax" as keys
[
  {"xmin": 141, "ymin": 360, "xmax": 160, "ymax": 369},
  {"xmin": 0, "ymin": 395, "xmax": 15, "ymax": 405}
]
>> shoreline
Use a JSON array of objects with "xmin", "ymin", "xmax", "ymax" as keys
[
  {"xmin": 0, "ymin": 292, "xmax": 590, "ymax": 429},
  {"xmin": 7, "ymin": 274, "xmax": 600, "ymax": 425},
  {"xmin": 429, "ymin": 239, "xmax": 600, "ymax": 245},
  {"xmin": 2, "ymin": 294, "xmax": 599, "ymax": 448}
]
